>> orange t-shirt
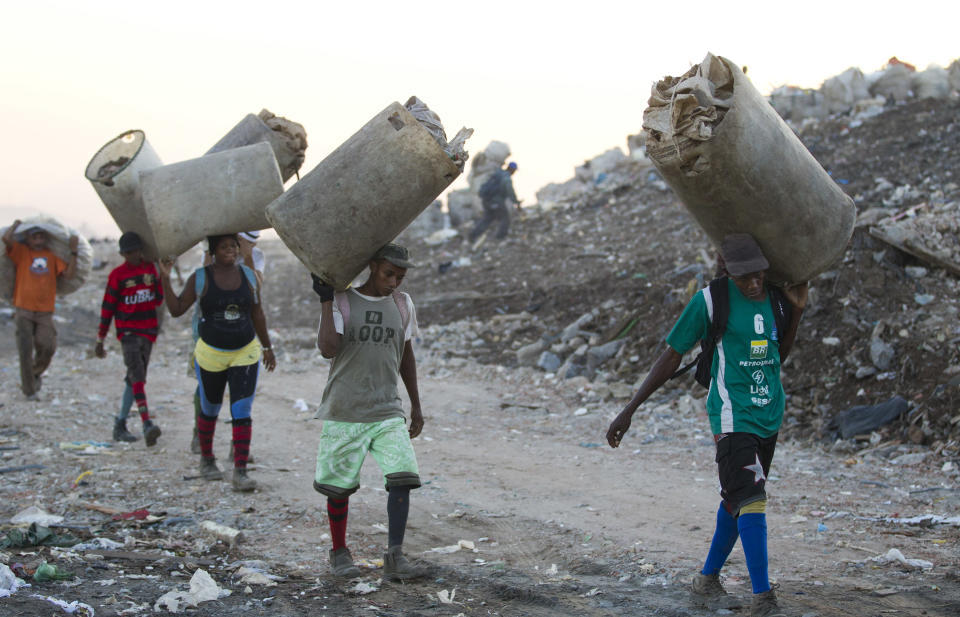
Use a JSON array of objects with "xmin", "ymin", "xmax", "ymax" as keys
[{"xmin": 6, "ymin": 242, "xmax": 67, "ymax": 312}]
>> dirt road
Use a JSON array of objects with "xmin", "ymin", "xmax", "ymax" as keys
[{"xmin": 0, "ymin": 242, "xmax": 958, "ymax": 616}]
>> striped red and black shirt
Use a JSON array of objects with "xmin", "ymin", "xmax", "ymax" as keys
[{"xmin": 99, "ymin": 261, "xmax": 164, "ymax": 342}]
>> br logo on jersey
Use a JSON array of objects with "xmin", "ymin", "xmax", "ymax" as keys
[
  {"xmin": 750, "ymin": 340, "xmax": 768, "ymax": 359},
  {"xmin": 30, "ymin": 256, "xmax": 49, "ymax": 275}
]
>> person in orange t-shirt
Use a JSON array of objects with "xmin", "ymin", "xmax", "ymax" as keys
[{"xmin": 3, "ymin": 219, "xmax": 78, "ymax": 400}]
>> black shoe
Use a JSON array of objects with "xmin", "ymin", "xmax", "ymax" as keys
[
  {"xmin": 143, "ymin": 420, "xmax": 162, "ymax": 447},
  {"xmin": 113, "ymin": 419, "xmax": 139, "ymax": 443}
]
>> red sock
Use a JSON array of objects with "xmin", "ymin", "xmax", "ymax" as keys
[
  {"xmin": 197, "ymin": 413, "xmax": 217, "ymax": 458},
  {"xmin": 231, "ymin": 420, "xmax": 252, "ymax": 468},
  {"xmin": 133, "ymin": 382, "xmax": 148, "ymax": 420},
  {"xmin": 327, "ymin": 498, "xmax": 349, "ymax": 551},
  {"xmin": 131, "ymin": 381, "xmax": 147, "ymax": 420}
]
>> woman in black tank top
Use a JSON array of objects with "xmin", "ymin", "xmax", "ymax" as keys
[{"xmin": 157, "ymin": 234, "xmax": 276, "ymax": 493}]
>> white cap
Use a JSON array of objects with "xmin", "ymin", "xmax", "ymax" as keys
[{"xmin": 238, "ymin": 230, "xmax": 260, "ymax": 243}]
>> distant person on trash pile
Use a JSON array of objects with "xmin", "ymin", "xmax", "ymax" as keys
[
  {"xmin": 605, "ymin": 233, "xmax": 808, "ymax": 617},
  {"xmin": 3, "ymin": 219, "xmax": 79, "ymax": 401},
  {"xmin": 188, "ymin": 230, "xmax": 266, "ymax": 459},
  {"xmin": 468, "ymin": 160, "xmax": 519, "ymax": 243},
  {"xmin": 311, "ymin": 243, "xmax": 426, "ymax": 581},
  {"xmin": 157, "ymin": 233, "xmax": 276, "ymax": 493},
  {"xmin": 94, "ymin": 231, "xmax": 165, "ymax": 446}
]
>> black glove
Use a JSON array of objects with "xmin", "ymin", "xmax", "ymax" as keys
[{"xmin": 311, "ymin": 273, "xmax": 334, "ymax": 302}]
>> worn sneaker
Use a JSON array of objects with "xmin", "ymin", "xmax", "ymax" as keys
[
  {"xmin": 329, "ymin": 547, "xmax": 363, "ymax": 578},
  {"xmin": 113, "ymin": 419, "xmax": 139, "ymax": 442},
  {"xmin": 231, "ymin": 467, "xmax": 257, "ymax": 492},
  {"xmin": 751, "ymin": 589, "xmax": 786, "ymax": 617},
  {"xmin": 199, "ymin": 457, "xmax": 223, "ymax": 481},
  {"xmin": 143, "ymin": 420, "xmax": 162, "ymax": 447},
  {"xmin": 691, "ymin": 572, "xmax": 742, "ymax": 609},
  {"xmin": 383, "ymin": 545, "xmax": 424, "ymax": 581}
]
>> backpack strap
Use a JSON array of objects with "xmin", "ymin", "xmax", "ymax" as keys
[
  {"xmin": 239, "ymin": 264, "xmax": 259, "ymax": 300},
  {"xmin": 392, "ymin": 291, "xmax": 410, "ymax": 337},
  {"xmin": 671, "ymin": 277, "xmax": 728, "ymax": 387},
  {"xmin": 334, "ymin": 291, "xmax": 350, "ymax": 331},
  {"xmin": 334, "ymin": 290, "xmax": 410, "ymax": 337},
  {"xmin": 193, "ymin": 266, "xmax": 207, "ymax": 296}
]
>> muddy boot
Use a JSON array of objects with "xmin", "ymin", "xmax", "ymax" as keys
[
  {"xmin": 691, "ymin": 573, "xmax": 742, "ymax": 609},
  {"xmin": 199, "ymin": 457, "xmax": 223, "ymax": 481},
  {"xmin": 328, "ymin": 547, "xmax": 362, "ymax": 578},
  {"xmin": 113, "ymin": 418, "xmax": 139, "ymax": 443},
  {"xmin": 383, "ymin": 545, "xmax": 424, "ymax": 581},
  {"xmin": 190, "ymin": 427, "xmax": 201, "ymax": 454},
  {"xmin": 143, "ymin": 420, "xmax": 162, "ymax": 447},
  {"xmin": 231, "ymin": 467, "xmax": 257, "ymax": 492},
  {"xmin": 750, "ymin": 589, "xmax": 786, "ymax": 617}
]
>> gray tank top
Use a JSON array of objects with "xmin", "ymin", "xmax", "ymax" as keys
[{"xmin": 316, "ymin": 291, "xmax": 407, "ymax": 422}]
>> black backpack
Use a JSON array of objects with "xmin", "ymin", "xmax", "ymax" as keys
[
  {"xmin": 477, "ymin": 173, "xmax": 501, "ymax": 202},
  {"xmin": 672, "ymin": 277, "xmax": 792, "ymax": 389}
]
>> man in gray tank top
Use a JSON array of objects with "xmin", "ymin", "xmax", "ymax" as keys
[{"xmin": 312, "ymin": 243, "xmax": 425, "ymax": 580}]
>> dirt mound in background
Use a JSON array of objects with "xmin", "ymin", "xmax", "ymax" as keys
[{"xmin": 395, "ymin": 97, "xmax": 960, "ymax": 456}]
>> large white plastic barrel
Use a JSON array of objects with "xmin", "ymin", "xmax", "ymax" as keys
[
  {"xmin": 266, "ymin": 101, "xmax": 461, "ymax": 289},
  {"xmin": 140, "ymin": 142, "xmax": 284, "ymax": 259},
  {"xmin": 84, "ymin": 130, "xmax": 163, "ymax": 260},
  {"xmin": 643, "ymin": 54, "xmax": 856, "ymax": 284}
]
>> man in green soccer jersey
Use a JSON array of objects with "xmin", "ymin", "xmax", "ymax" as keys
[{"xmin": 606, "ymin": 233, "xmax": 808, "ymax": 617}]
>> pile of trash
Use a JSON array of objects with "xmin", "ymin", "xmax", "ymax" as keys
[
  {"xmin": 769, "ymin": 56, "xmax": 960, "ymax": 125},
  {"xmin": 401, "ymin": 94, "xmax": 960, "ymax": 456}
]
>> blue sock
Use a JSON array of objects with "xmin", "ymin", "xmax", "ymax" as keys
[
  {"xmin": 701, "ymin": 503, "xmax": 739, "ymax": 576},
  {"xmin": 738, "ymin": 512, "xmax": 770, "ymax": 594},
  {"xmin": 117, "ymin": 383, "xmax": 134, "ymax": 421}
]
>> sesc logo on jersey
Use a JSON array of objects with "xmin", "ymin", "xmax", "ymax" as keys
[{"xmin": 750, "ymin": 339, "xmax": 768, "ymax": 360}]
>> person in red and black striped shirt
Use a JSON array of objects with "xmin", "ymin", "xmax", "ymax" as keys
[{"xmin": 95, "ymin": 232, "xmax": 165, "ymax": 446}]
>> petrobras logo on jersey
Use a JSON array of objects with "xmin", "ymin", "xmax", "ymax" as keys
[
  {"xmin": 750, "ymin": 339, "xmax": 768, "ymax": 360},
  {"xmin": 739, "ymin": 358, "xmax": 775, "ymax": 368}
]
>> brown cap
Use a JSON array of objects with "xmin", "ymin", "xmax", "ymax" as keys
[{"xmin": 720, "ymin": 233, "xmax": 769, "ymax": 276}]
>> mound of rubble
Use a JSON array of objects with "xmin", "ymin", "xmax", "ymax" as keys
[{"xmin": 398, "ymin": 95, "xmax": 960, "ymax": 458}]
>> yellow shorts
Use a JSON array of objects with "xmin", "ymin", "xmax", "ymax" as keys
[{"xmin": 194, "ymin": 338, "xmax": 260, "ymax": 372}]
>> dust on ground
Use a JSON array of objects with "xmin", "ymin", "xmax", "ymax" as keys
[{"xmin": 1, "ymin": 97, "xmax": 959, "ymax": 616}]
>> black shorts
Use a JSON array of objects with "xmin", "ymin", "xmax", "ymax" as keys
[
  {"xmin": 715, "ymin": 432, "xmax": 778, "ymax": 515},
  {"xmin": 121, "ymin": 334, "xmax": 153, "ymax": 385}
]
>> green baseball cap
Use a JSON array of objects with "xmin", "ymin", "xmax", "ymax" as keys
[{"xmin": 374, "ymin": 243, "xmax": 416, "ymax": 268}]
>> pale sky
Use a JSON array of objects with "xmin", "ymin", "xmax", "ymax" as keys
[{"xmin": 1, "ymin": 0, "xmax": 957, "ymax": 237}]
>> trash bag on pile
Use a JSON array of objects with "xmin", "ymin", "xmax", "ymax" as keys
[
  {"xmin": 0, "ymin": 215, "xmax": 93, "ymax": 301},
  {"xmin": 642, "ymin": 53, "xmax": 856, "ymax": 284}
]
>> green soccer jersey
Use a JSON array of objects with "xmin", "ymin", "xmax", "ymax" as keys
[{"xmin": 666, "ymin": 279, "xmax": 784, "ymax": 437}]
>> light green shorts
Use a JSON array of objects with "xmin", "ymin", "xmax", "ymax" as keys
[{"xmin": 313, "ymin": 417, "xmax": 420, "ymax": 499}]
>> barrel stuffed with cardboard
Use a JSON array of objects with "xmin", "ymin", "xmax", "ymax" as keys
[
  {"xmin": 643, "ymin": 53, "xmax": 856, "ymax": 284},
  {"xmin": 266, "ymin": 97, "xmax": 471, "ymax": 289}
]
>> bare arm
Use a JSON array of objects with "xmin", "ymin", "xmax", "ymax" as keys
[
  {"xmin": 606, "ymin": 346, "xmax": 683, "ymax": 448},
  {"xmin": 250, "ymin": 294, "xmax": 275, "ymax": 372},
  {"xmin": 399, "ymin": 340, "xmax": 423, "ymax": 438},
  {"xmin": 316, "ymin": 300, "xmax": 341, "ymax": 358},
  {"xmin": 61, "ymin": 235, "xmax": 79, "ymax": 280},
  {"xmin": 156, "ymin": 259, "xmax": 197, "ymax": 317},
  {"xmin": 2, "ymin": 220, "xmax": 20, "ymax": 248},
  {"xmin": 778, "ymin": 282, "xmax": 809, "ymax": 362}
]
